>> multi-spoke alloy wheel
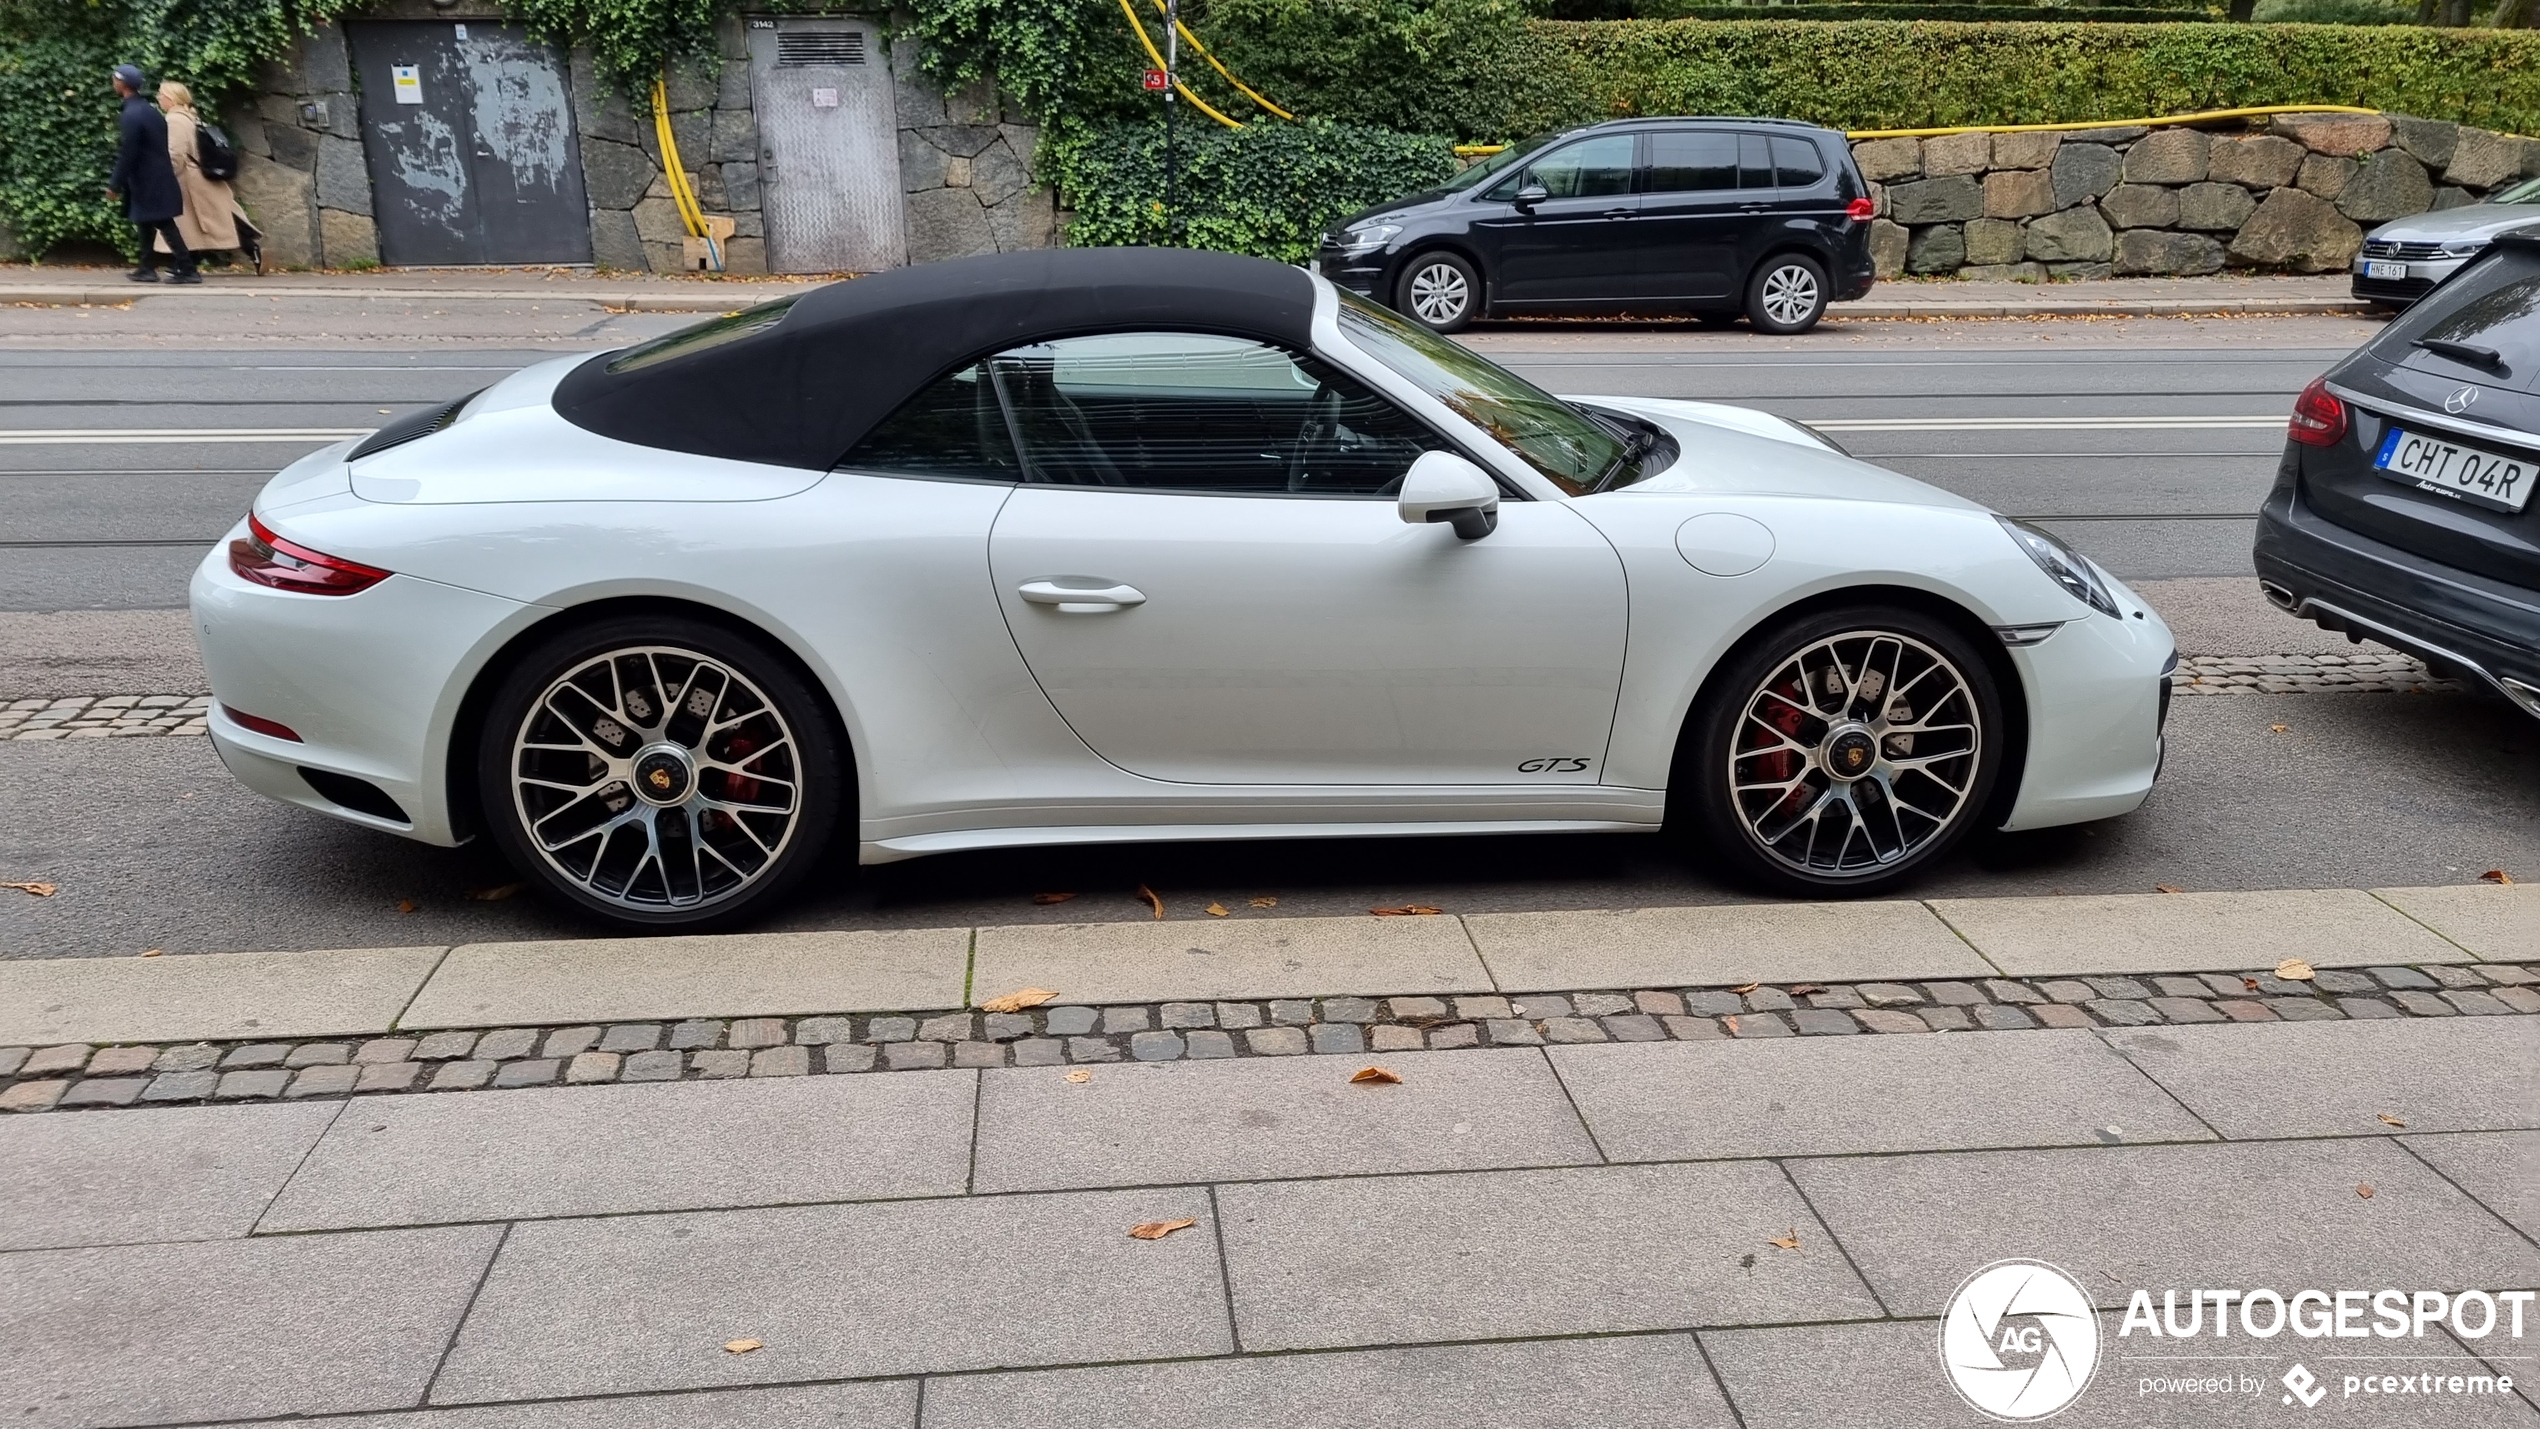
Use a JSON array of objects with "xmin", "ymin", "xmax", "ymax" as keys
[
  {"xmin": 1745, "ymin": 254, "xmax": 1828, "ymax": 335},
  {"xmin": 1398, "ymin": 253, "xmax": 1479, "ymax": 333},
  {"xmin": 1687, "ymin": 609, "xmax": 2001, "ymax": 894},
  {"xmin": 480, "ymin": 619, "xmax": 839, "ymax": 928}
]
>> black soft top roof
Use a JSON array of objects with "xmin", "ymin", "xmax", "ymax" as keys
[{"xmin": 552, "ymin": 247, "xmax": 1319, "ymax": 470}]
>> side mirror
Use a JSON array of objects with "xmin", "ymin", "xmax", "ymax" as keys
[
  {"xmin": 1514, "ymin": 182, "xmax": 1548, "ymax": 210},
  {"xmin": 1398, "ymin": 450, "xmax": 1499, "ymax": 540}
]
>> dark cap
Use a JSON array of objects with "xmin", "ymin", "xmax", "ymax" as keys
[{"xmin": 111, "ymin": 64, "xmax": 146, "ymax": 88}]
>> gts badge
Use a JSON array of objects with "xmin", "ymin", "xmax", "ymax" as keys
[{"xmin": 1518, "ymin": 757, "xmax": 1591, "ymax": 774}]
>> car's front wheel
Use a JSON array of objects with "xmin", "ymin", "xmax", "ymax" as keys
[
  {"xmin": 1397, "ymin": 252, "xmax": 1480, "ymax": 333},
  {"xmin": 1683, "ymin": 606, "xmax": 2003, "ymax": 895},
  {"xmin": 478, "ymin": 615, "xmax": 842, "ymax": 929},
  {"xmin": 1745, "ymin": 253, "xmax": 1829, "ymax": 335}
]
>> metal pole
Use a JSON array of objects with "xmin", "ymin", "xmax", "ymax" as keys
[{"xmin": 1162, "ymin": 0, "xmax": 1179, "ymax": 245}]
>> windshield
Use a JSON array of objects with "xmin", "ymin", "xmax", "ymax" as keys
[
  {"xmin": 2490, "ymin": 178, "xmax": 2540, "ymax": 206},
  {"xmin": 605, "ymin": 297, "xmax": 798, "ymax": 373},
  {"xmin": 1438, "ymin": 137, "xmax": 1548, "ymax": 193},
  {"xmin": 1334, "ymin": 289, "xmax": 1624, "ymax": 494}
]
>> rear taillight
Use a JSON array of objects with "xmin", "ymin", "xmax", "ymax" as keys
[
  {"xmin": 2288, "ymin": 377, "xmax": 2347, "ymax": 448},
  {"xmin": 229, "ymin": 514, "xmax": 390, "ymax": 595},
  {"xmin": 220, "ymin": 705, "xmax": 302, "ymax": 742},
  {"xmin": 1845, "ymin": 196, "xmax": 1875, "ymax": 221}
]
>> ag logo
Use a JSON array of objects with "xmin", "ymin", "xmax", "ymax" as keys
[
  {"xmin": 647, "ymin": 768, "xmax": 674, "ymax": 791},
  {"xmin": 2445, "ymin": 385, "xmax": 2478, "ymax": 414},
  {"xmin": 1939, "ymin": 1260, "xmax": 2101, "ymax": 1421}
]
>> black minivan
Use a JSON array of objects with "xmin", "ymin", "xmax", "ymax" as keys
[
  {"xmin": 2256, "ymin": 229, "xmax": 2540, "ymax": 721},
  {"xmin": 1315, "ymin": 117, "xmax": 1877, "ymax": 335}
]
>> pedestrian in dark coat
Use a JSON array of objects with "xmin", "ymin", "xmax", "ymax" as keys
[{"xmin": 106, "ymin": 64, "xmax": 198, "ymax": 283}]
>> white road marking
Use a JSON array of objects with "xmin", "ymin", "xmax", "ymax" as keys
[
  {"xmin": 1809, "ymin": 416, "xmax": 2286, "ymax": 432},
  {"xmin": 0, "ymin": 429, "xmax": 369, "ymax": 445}
]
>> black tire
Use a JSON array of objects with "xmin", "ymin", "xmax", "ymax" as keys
[
  {"xmin": 1744, "ymin": 252, "xmax": 1830, "ymax": 335},
  {"xmin": 477, "ymin": 614, "xmax": 843, "ymax": 930},
  {"xmin": 1396, "ymin": 251, "xmax": 1480, "ymax": 333},
  {"xmin": 1681, "ymin": 604, "xmax": 2003, "ymax": 896}
]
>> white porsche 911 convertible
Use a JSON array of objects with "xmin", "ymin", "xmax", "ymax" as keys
[{"xmin": 193, "ymin": 248, "xmax": 2175, "ymax": 929}]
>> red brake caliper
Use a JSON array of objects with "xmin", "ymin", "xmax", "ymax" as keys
[{"xmin": 1743, "ymin": 676, "xmax": 1812, "ymax": 818}]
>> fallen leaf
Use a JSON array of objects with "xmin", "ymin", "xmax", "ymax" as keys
[
  {"xmin": 2356, "ymin": 1184, "xmax": 2375, "ymax": 1199},
  {"xmin": 2242, "ymin": 976, "xmax": 2261, "ymax": 993},
  {"xmin": 2, "ymin": 881, "xmax": 58, "ymax": 897},
  {"xmin": 2154, "ymin": 884, "xmax": 2184, "ymax": 894},
  {"xmin": 1032, "ymin": 891, "xmax": 1077, "ymax": 904},
  {"xmin": 1205, "ymin": 902, "xmax": 1230, "ymax": 917},
  {"xmin": 1064, "ymin": 1068, "xmax": 1093, "ymax": 1084},
  {"xmin": 1723, "ymin": 1015, "xmax": 1741, "ymax": 1035},
  {"xmin": 1137, "ymin": 883, "xmax": 1164, "ymax": 920},
  {"xmin": 2481, "ymin": 869, "xmax": 2515, "ymax": 885},
  {"xmin": 1370, "ymin": 905, "xmax": 1443, "ymax": 916},
  {"xmin": 1249, "ymin": 896, "xmax": 1278, "ymax": 908},
  {"xmin": 139, "ymin": 948, "xmax": 162, "ymax": 957},
  {"xmin": 1349, "ymin": 1066, "xmax": 1403, "ymax": 1084},
  {"xmin": 722, "ymin": 1339, "xmax": 762, "ymax": 1354},
  {"xmin": 466, "ymin": 882, "xmax": 523, "ymax": 902},
  {"xmin": 2275, "ymin": 958, "xmax": 2315, "ymax": 981},
  {"xmin": 2269, "ymin": 723, "xmax": 2289, "ymax": 734},
  {"xmin": 1128, "ymin": 1218, "xmax": 1197, "ymax": 1241},
  {"xmin": 979, "ymin": 987, "xmax": 1057, "ymax": 1014},
  {"xmin": 1767, "ymin": 1230, "xmax": 1801, "ymax": 1250},
  {"xmin": 395, "ymin": 898, "xmax": 417, "ymax": 914},
  {"xmin": 1731, "ymin": 982, "xmax": 1760, "ymax": 994},
  {"xmin": 2377, "ymin": 1113, "xmax": 2407, "ymax": 1128},
  {"xmin": 1790, "ymin": 983, "xmax": 1826, "ymax": 995}
]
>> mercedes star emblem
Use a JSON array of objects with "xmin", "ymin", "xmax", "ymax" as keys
[{"xmin": 2444, "ymin": 385, "xmax": 2479, "ymax": 414}]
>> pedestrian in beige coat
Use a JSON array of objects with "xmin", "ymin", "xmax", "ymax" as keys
[{"xmin": 155, "ymin": 81, "xmax": 263, "ymax": 273}]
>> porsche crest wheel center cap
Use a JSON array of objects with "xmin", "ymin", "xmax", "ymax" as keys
[
  {"xmin": 631, "ymin": 744, "xmax": 695, "ymax": 806},
  {"xmin": 1822, "ymin": 725, "xmax": 1879, "ymax": 781}
]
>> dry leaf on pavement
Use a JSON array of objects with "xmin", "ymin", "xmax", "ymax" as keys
[
  {"xmin": 1349, "ymin": 1066, "xmax": 1403, "ymax": 1084},
  {"xmin": 2275, "ymin": 958, "xmax": 2315, "ymax": 981},
  {"xmin": 2268, "ymin": 724, "xmax": 2289, "ymax": 733},
  {"xmin": 1128, "ymin": 1218, "xmax": 1197, "ymax": 1241},
  {"xmin": 1032, "ymin": 891, "xmax": 1078, "ymax": 904},
  {"xmin": 1064, "ymin": 1069, "xmax": 1093, "ymax": 1084},
  {"xmin": 722, "ymin": 1339, "xmax": 762, "ymax": 1354},
  {"xmin": 1731, "ymin": 983, "xmax": 1760, "ymax": 994},
  {"xmin": 2241, "ymin": 976, "xmax": 2261, "ymax": 992},
  {"xmin": 2154, "ymin": 884, "xmax": 2184, "ymax": 894},
  {"xmin": 1137, "ymin": 883, "xmax": 1165, "ymax": 920},
  {"xmin": 1790, "ymin": 983, "xmax": 1825, "ymax": 995},
  {"xmin": 1767, "ymin": 1230, "xmax": 1801, "ymax": 1250},
  {"xmin": 139, "ymin": 948, "xmax": 161, "ymax": 957},
  {"xmin": 1250, "ymin": 896, "xmax": 1278, "ymax": 907},
  {"xmin": 1370, "ymin": 905, "xmax": 1442, "ymax": 916},
  {"xmin": 2482, "ymin": 869, "xmax": 2515, "ymax": 885},
  {"xmin": 980, "ymin": 987, "xmax": 1057, "ymax": 1014},
  {"xmin": 2, "ymin": 881, "xmax": 58, "ymax": 897},
  {"xmin": 395, "ymin": 898, "xmax": 417, "ymax": 914},
  {"xmin": 466, "ymin": 882, "xmax": 524, "ymax": 902},
  {"xmin": 2356, "ymin": 1184, "xmax": 2375, "ymax": 1199},
  {"xmin": 1205, "ymin": 903, "xmax": 1230, "ymax": 917},
  {"xmin": 2377, "ymin": 1113, "xmax": 2406, "ymax": 1128}
]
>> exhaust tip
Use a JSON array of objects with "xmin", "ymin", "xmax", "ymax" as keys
[{"xmin": 2259, "ymin": 580, "xmax": 2299, "ymax": 612}]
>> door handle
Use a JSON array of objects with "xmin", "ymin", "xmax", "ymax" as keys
[
  {"xmin": 1739, "ymin": 203, "xmax": 1772, "ymax": 212},
  {"xmin": 1017, "ymin": 579, "xmax": 1146, "ymax": 612},
  {"xmin": 1601, "ymin": 208, "xmax": 1635, "ymax": 219}
]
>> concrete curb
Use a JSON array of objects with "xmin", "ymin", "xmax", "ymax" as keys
[
  {"xmin": 1830, "ymin": 296, "xmax": 2375, "ymax": 318},
  {"xmin": 0, "ymin": 884, "xmax": 2525, "ymax": 1049},
  {"xmin": 0, "ymin": 285, "xmax": 802, "ymax": 312}
]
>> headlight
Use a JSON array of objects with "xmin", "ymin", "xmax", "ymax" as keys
[
  {"xmin": 2441, "ymin": 240, "xmax": 2486, "ymax": 257},
  {"xmin": 1997, "ymin": 516, "xmax": 2119, "ymax": 618},
  {"xmin": 1339, "ymin": 223, "xmax": 1400, "ymax": 255}
]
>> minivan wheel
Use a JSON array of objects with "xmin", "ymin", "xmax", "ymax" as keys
[
  {"xmin": 1397, "ymin": 252, "xmax": 1480, "ymax": 333},
  {"xmin": 1746, "ymin": 253, "xmax": 1829, "ymax": 335}
]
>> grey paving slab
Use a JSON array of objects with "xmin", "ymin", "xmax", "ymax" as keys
[
  {"xmin": 2406, "ymin": 1131, "xmax": 2540, "ymax": 1241},
  {"xmin": 431, "ymin": 1190, "xmax": 1228, "ymax": 1402},
  {"xmin": 1466, "ymin": 902, "xmax": 1986, "ymax": 991},
  {"xmin": 399, "ymin": 929, "xmax": 970, "ymax": 1029},
  {"xmin": 923, "ymin": 1334, "xmax": 1741, "ymax": 1429},
  {"xmin": 2102, "ymin": 1017, "xmax": 2540, "ymax": 1140},
  {"xmin": 2450, "ymin": 1323, "xmax": 2540, "ymax": 1418},
  {"xmin": 972, "ymin": 1048, "xmax": 1596, "ymax": 1193},
  {"xmin": 1930, "ymin": 889, "xmax": 2465, "ymax": 975},
  {"xmin": 260, "ymin": 1071, "xmax": 976, "ymax": 1232},
  {"xmin": 0, "ymin": 945, "xmax": 446, "ymax": 1046},
  {"xmin": 1217, "ymin": 1162, "xmax": 1880, "ymax": 1351},
  {"xmin": 970, "ymin": 915, "xmax": 1489, "ymax": 1006},
  {"xmin": 1789, "ymin": 1139, "xmax": 2540, "ymax": 1316},
  {"xmin": 1550, "ymin": 1029, "xmax": 2211, "ymax": 1164},
  {"xmin": 0, "ymin": 1101, "xmax": 339, "ymax": 1251},
  {"xmin": 1703, "ymin": 1316, "xmax": 2540, "ymax": 1427},
  {"xmin": 0, "ymin": 1225, "xmax": 501, "ymax": 1428},
  {"xmin": 2375, "ymin": 884, "xmax": 2540, "ymax": 961},
  {"xmin": 239, "ymin": 1384, "xmax": 918, "ymax": 1429}
]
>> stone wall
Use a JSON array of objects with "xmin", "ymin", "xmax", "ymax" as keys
[
  {"xmin": 889, "ymin": 37, "xmax": 1057, "ymax": 265},
  {"xmin": 239, "ymin": 21, "xmax": 378, "ymax": 269},
  {"xmin": 1854, "ymin": 113, "xmax": 2540, "ymax": 282}
]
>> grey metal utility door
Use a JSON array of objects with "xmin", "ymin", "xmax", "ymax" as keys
[
  {"xmin": 747, "ymin": 16, "xmax": 905, "ymax": 272},
  {"xmin": 348, "ymin": 21, "xmax": 593, "ymax": 266}
]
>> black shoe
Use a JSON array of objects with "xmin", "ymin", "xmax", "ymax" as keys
[
  {"xmin": 168, "ymin": 271, "xmax": 203, "ymax": 285},
  {"xmin": 127, "ymin": 269, "xmax": 160, "ymax": 283},
  {"xmin": 246, "ymin": 240, "xmax": 263, "ymax": 276}
]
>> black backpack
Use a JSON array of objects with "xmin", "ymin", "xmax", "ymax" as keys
[{"xmin": 195, "ymin": 121, "xmax": 238, "ymax": 181}]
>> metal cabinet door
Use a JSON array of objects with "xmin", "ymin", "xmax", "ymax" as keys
[{"xmin": 746, "ymin": 17, "xmax": 907, "ymax": 273}]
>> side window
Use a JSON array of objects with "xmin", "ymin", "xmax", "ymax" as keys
[
  {"xmin": 989, "ymin": 332, "xmax": 1449, "ymax": 496},
  {"xmin": 1773, "ymin": 136, "xmax": 1826, "ymax": 188},
  {"xmin": 1738, "ymin": 134, "xmax": 1775, "ymax": 189},
  {"xmin": 1487, "ymin": 133, "xmax": 1636, "ymax": 201},
  {"xmin": 1645, "ymin": 131, "xmax": 1736, "ymax": 194},
  {"xmin": 837, "ymin": 362, "xmax": 1020, "ymax": 480}
]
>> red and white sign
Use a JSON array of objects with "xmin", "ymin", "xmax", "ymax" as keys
[{"xmin": 1141, "ymin": 68, "xmax": 1168, "ymax": 91}]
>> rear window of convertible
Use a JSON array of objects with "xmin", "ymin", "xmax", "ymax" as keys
[{"xmin": 604, "ymin": 297, "xmax": 799, "ymax": 374}]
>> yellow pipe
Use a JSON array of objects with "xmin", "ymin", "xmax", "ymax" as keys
[
  {"xmin": 1844, "ymin": 103, "xmax": 2379, "ymax": 140},
  {"xmin": 1116, "ymin": 0, "xmax": 1246, "ymax": 129},
  {"xmin": 1454, "ymin": 144, "xmax": 1508, "ymax": 156},
  {"xmin": 1147, "ymin": 0, "xmax": 1294, "ymax": 120}
]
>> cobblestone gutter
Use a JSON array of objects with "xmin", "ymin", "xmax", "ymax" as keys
[
  {"xmin": 0, "ymin": 654, "xmax": 2468, "ymax": 742},
  {"xmin": 3, "ymin": 961, "xmax": 2529, "ymax": 1115}
]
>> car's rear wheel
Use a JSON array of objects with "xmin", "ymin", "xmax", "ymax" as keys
[
  {"xmin": 1745, "ymin": 253, "xmax": 1829, "ymax": 335},
  {"xmin": 1397, "ymin": 252, "xmax": 1480, "ymax": 333},
  {"xmin": 478, "ymin": 615, "xmax": 842, "ymax": 929},
  {"xmin": 1683, "ymin": 606, "xmax": 2002, "ymax": 895}
]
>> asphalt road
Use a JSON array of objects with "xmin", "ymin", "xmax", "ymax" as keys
[{"xmin": 4, "ymin": 305, "xmax": 2533, "ymax": 957}]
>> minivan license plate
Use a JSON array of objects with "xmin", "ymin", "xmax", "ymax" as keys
[{"xmin": 2373, "ymin": 427, "xmax": 2533, "ymax": 514}]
